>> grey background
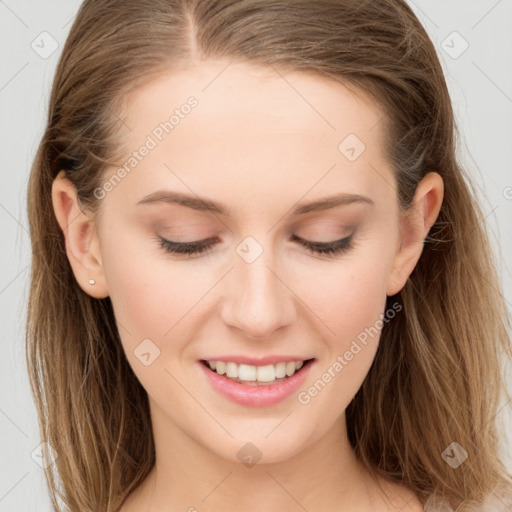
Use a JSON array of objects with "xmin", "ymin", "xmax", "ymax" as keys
[{"xmin": 1, "ymin": 1, "xmax": 511, "ymax": 510}]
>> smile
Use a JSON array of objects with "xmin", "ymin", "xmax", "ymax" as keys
[
  {"xmin": 198, "ymin": 358, "xmax": 315, "ymax": 407},
  {"xmin": 202, "ymin": 359, "xmax": 312, "ymax": 384}
]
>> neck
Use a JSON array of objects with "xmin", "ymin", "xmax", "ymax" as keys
[{"xmin": 123, "ymin": 400, "xmax": 411, "ymax": 512}]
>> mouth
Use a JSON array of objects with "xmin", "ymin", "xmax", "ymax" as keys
[{"xmin": 200, "ymin": 358, "xmax": 315, "ymax": 386}]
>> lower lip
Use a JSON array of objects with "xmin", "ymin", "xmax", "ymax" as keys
[{"xmin": 198, "ymin": 361, "xmax": 314, "ymax": 407}]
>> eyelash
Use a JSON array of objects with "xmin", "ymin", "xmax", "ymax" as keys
[{"xmin": 157, "ymin": 234, "xmax": 354, "ymax": 258}]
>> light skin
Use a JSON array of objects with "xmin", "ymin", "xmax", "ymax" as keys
[{"xmin": 52, "ymin": 59, "xmax": 443, "ymax": 511}]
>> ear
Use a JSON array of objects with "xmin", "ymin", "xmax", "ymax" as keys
[
  {"xmin": 386, "ymin": 171, "xmax": 444, "ymax": 296},
  {"xmin": 51, "ymin": 170, "xmax": 109, "ymax": 299}
]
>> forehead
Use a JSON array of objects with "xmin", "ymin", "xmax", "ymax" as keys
[
  {"xmin": 105, "ymin": 59, "xmax": 395, "ymax": 217},
  {"xmin": 122, "ymin": 59, "xmax": 385, "ymax": 145}
]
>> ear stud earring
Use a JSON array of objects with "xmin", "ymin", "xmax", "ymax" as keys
[{"xmin": 88, "ymin": 279, "xmax": 96, "ymax": 285}]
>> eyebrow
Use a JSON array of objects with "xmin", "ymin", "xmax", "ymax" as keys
[{"xmin": 136, "ymin": 190, "xmax": 374, "ymax": 216}]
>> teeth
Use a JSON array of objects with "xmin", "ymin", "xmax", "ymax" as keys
[
  {"xmin": 206, "ymin": 359, "xmax": 307, "ymax": 383},
  {"xmin": 238, "ymin": 364, "xmax": 256, "ymax": 381},
  {"xmin": 216, "ymin": 361, "xmax": 226, "ymax": 375},
  {"xmin": 226, "ymin": 362, "xmax": 238, "ymax": 378},
  {"xmin": 257, "ymin": 364, "xmax": 275, "ymax": 382},
  {"xmin": 275, "ymin": 362, "xmax": 286, "ymax": 379}
]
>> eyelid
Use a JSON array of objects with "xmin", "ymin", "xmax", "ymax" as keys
[
  {"xmin": 156, "ymin": 233, "xmax": 354, "ymax": 259},
  {"xmin": 290, "ymin": 233, "xmax": 352, "ymax": 245},
  {"xmin": 290, "ymin": 233, "xmax": 354, "ymax": 256},
  {"xmin": 157, "ymin": 235, "xmax": 218, "ymax": 254}
]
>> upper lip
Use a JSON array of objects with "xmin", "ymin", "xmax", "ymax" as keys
[{"xmin": 200, "ymin": 355, "xmax": 315, "ymax": 366}]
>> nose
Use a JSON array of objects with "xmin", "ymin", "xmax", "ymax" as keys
[{"xmin": 221, "ymin": 242, "xmax": 296, "ymax": 340}]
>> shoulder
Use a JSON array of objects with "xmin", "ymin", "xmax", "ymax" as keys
[
  {"xmin": 372, "ymin": 478, "xmax": 424, "ymax": 511},
  {"xmin": 422, "ymin": 481, "xmax": 512, "ymax": 512}
]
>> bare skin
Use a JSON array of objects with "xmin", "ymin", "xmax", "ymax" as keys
[{"xmin": 52, "ymin": 59, "xmax": 441, "ymax": 511}]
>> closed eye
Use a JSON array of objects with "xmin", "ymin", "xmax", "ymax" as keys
[
  {"xmin": 157, "ymin": 234, "xmax": 354, "ymax": 259},
  {"xmin": 290, "ymin": 233, "xmax": 353, "ymax": 256}
]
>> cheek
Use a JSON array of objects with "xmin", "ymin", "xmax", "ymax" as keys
[
  {"xmin": 293, "ymin": 250, "xmax": 395, "ymax": 419},
  {"xmin": 100, "ymin": 232, "xmax": 211, "ymax": 404},
  {"xmin": 298, "ymin": 248, "xmax": 393, "ymax": 347},
  {"xmin": 100, "ymin": 229, "xmax": 206, "ymax": 346}
]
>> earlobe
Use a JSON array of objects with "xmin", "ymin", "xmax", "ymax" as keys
[
  {"xmin": 386, "ymin": 172, "xmax": 444, "ymax": 296},
  {"xmin": 51, "ymin": 170, "xmax": 109, "ymax": 299}
]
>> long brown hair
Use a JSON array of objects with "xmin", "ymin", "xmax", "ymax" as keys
[{"xmin": 26, "ymin": 1, "xmax": 512, "ymax": 510}]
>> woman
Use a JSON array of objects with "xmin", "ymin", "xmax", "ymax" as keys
[{"xmin": 26, "ymin": 1, "xmax": 512, "ymax": 511}]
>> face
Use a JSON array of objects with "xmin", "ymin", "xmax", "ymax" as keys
[{"xmin": 54, "ymin": 59, "xmax": 441, "ymax": 465}]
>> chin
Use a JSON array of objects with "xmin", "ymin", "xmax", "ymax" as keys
[{"xmin": 200, "ymin": 426, "xmax": 313, "ymax": 467}]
